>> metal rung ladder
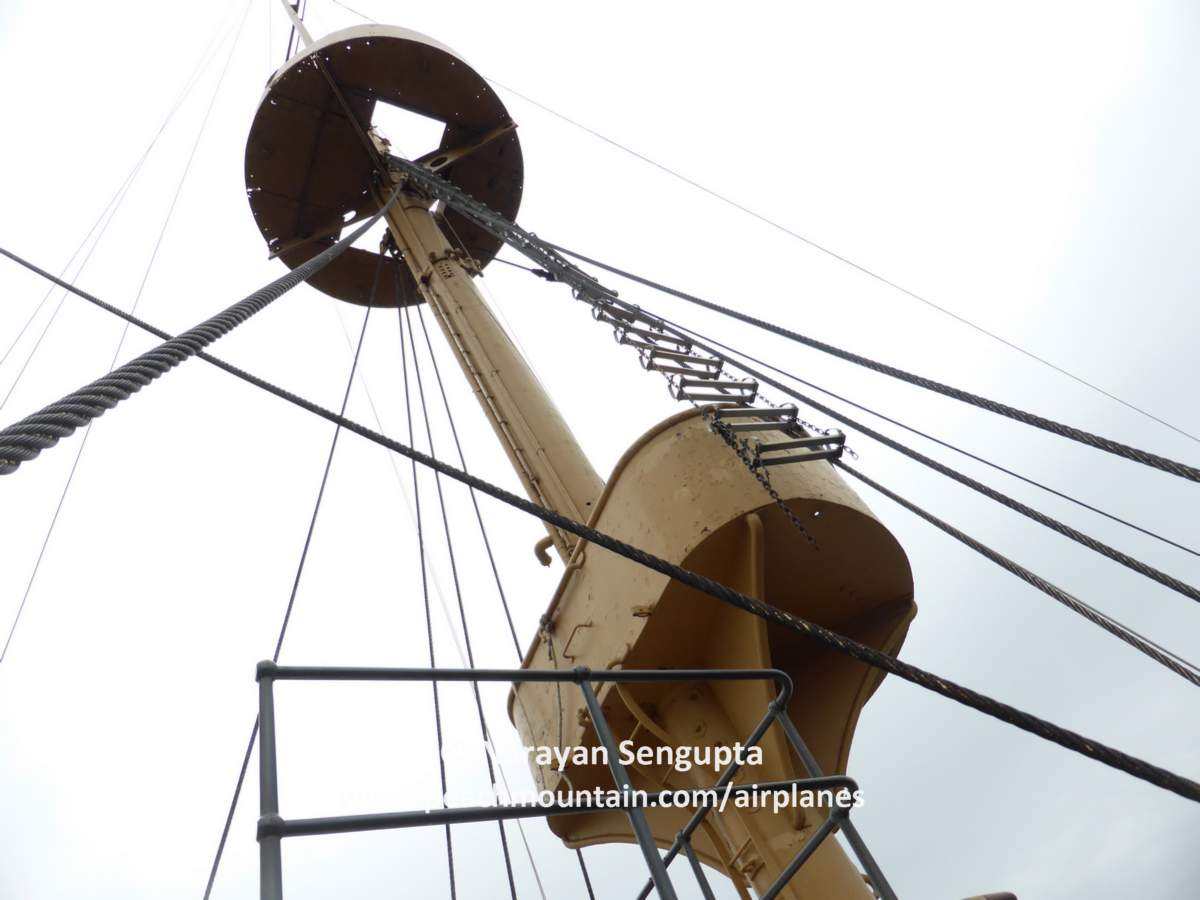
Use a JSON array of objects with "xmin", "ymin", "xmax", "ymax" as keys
[
  {"xmin": 672, "ymin": 377, "xmax": 759, "ymax": 403},
  {"xmin": 713, "ymin": 405, "xmax": 799, "ymax": 433},
  {"xmin": 617, "ymin": 328, "xmax": 693, "ymax": 353},
  {"xmin": 642, "ymin": 349, "xmax": 723, "ymax": 378},
  {"xmin": 590, "ymin": 301, "xmax": 844, "ymax": 469},
  {"xmin": 751, "ymin": 430, "xmax": 845, "ymax": 467}
]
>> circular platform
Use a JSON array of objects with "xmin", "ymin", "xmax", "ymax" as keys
[{"xmin": 244, "ymin": 25, "xmax": 523, "ymax": 306}]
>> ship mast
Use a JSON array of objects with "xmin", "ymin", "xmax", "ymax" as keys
[
  {"xmin": 271, "ymin": 3, "xmax": 601, "ymax": 562},
  {"xmin": 248, "ymin": 8, "xmax": 913, "ymax": 898}
]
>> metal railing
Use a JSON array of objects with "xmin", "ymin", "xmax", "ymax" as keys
[{"xmin": 255, "ymin": 663, "xmax": 896, "ymax": 900}]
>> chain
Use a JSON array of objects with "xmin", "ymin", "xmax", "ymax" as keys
[{"xmin": 708, "ymin": 414, "xmax": 818, "ymax": 545}]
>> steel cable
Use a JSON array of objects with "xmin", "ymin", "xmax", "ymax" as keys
[
  {"xmin": 0, "ymin": 187, "xmax": 399, "ymax": 476},
  {"xmin": 0, "ymin": 0, "xmax": 255, "ymax": 664},
  {"xmin": 641, "ymin": 313, "xmax": 1199, "ymax": 560},
  {"xmin": 402, "ymin": 299, "xmax": 520, "ymax": 900},
  {"xmin": 15, "ymin": 236, "xmax": 1192, "ymax": 688},
  {"xmin": 386, "ymin": 173, "xmax": 1200, "ymax": 604},
  {"xmin": 6, "ymin": 251, "xmax": 1199, "ymax": 805},
  {"xmin": 832, "ymin": 461, "xmax": 1200, "ymax": 685},
  {"xmin": 377, "ymin": 157, "xmax": 1200, "ymax": 482},
  {"xmin": 157, "ymin": 376, "xmax": 1200, "ymax": 803},
  {"xmin": 544, "ymin": 242, "xmax": 1200, "ymax": 482},
  {"xmin": 377, "ymin": 165, "xmax": 1200, "ymax": 612},
  {"xmin": 397, "ymin": 287, "xmax": 458, "ymax": 900},
  {"xmin": 487, "ymin": 77, "xmax": 1199, "ymax": 447},
  {"xmin": 0, "ymin": 0, "xmax": 237, "ymax": 377},
  {"xmin": 669, "ymin": 327, "xmax": 1200, "ymax": 607},
  {"xmin": 410, "ymin": 264, "xmax": 580, "ymax": 899},
  {"xmin": 202, "ymin": 257, "xmax": 380, "ymax": 899}
]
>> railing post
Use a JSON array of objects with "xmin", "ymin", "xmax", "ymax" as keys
[
  {"xmin": 679, "ymin": 832, "xmax": 718, "ymax": 900},
  {"xmin": 576, "ymin": 669, "xmax": 678, "ymax": 900},
  {"xmin": 257, "ymin": 661, "xmax": 283, "ymax": 900},
  {"xmin": 774, "ymin": 710, "xmax": 897, "ymax": 900}
]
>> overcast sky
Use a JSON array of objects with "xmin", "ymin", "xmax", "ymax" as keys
[{"xmin": 1, "ymin": 1, "xmax": 1198, "ymax": 898}]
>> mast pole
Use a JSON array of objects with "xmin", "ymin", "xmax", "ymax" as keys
[{"xmin": 373, "ymin": 156, "xmax": 603, "ymax": 561}]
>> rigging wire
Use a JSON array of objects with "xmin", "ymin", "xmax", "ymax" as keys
[
  {"xmin": 0, "ymin": 0, "xmax": 239, "ymax": 409},
  {"xmin": 413, "ymin": 301, "xmax": 523, "ymax": 656},
  {"xmin": 402, "ymin": 299, "xmax": 521, "ymax": 900},
  {"xmin": 488, "ymin": 79, "xmax": 1200, "ymax": 447},
  {"xmin": 400, "ymin": 257, "xmax": 570, "ymax": 899},
  {"xmin": 412, "ymin": 292, "xmax": 587, "ymax": 900},
  {"xmin": 648, "ymin": 313, "xmax": 1199, "ymax": 560},
  {"xmin": 369, "ymin": 163, "xmax": 1200, "ymax": 619},
  {"xmin": 0, "ymin": 187, "xmax": 401, "ymax": 476},
  {"xmin": 2, "ymin": 170, "xmax": 136, "ymax": 373},
  {"xmin": 397, "ymin": 285, "xmax": 458, "ymax": 900},
  {"xmin": 831, "ymin": 460, "xmax": 1200, "ymax": 678},
  {"xmin": 666, "ymin": 317, "xmax": 1200, "ymax": 607},
  {"xmin": 9, "ymin": 256, "xmax": 1200, "ymax": 805},
  {"xmin": 326, "ymin": 302, "xmax": 475, "ymax": 666},
  {"xmin": 202, "ymin": 263, "xmax": 379, "ymax": 900},
  {"xmin": 325, "ymin": 0, "xmax": 374, "ymax": 22},
  {"xmin": 495, "ymin": 245, "xmax": 1200, "ymax": 676},
  {"xmin": 370, "ymin": 157, "xmax": 1200, "ymax": 646},
  {"xmin": 0, "ymin": 0, "xmax": 253, "ymax": 665},
  {"xmin": 265, "ymin": 0, "xmax": 273, "ymax": 81},
  {"xmin": 428, "ymin": 224, "xmax": 591, "ymax": 896},
  {"xmin": 541, "ymin": 272, "xmax": 1200, "ymax": 667},
  {"xmin": 542, "ymin": 240, "xmax": 1200, "ymax": 483}
]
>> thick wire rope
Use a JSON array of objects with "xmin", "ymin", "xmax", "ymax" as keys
[
  {"xmin": 487, "ymin": 80, "xmax": 1200, "ymax": 448},
  {"xmin": 375, "ymin": 161, "xmax": 1200, "ymax": 623},
  {"xmin": 542, "ymin": 241, "xmax": 1200, "ymax": 483},
  {"xmin": 670, "ymin": 325, "xmax": 1200, "ymax": 607},
  {"xmin": 0, "ymin": 0, "xmax": 252, "ymax": 665},
  {"xmin": 375, "ymin": 167, "xmax": 1200, "ymax": 623},
  {"xmin": 610, "ymin": 302, "xmax": 1200, "ymax": 677},
  {"xmin": 0, "ymin": 188, "xmax": 399, "ymax": 475},
  {"xmin": 397, "ymin": 286, "xmax": 458, "ymax": 900},
  {"xmin": 400, "ymin": 158, "xmax": 1200, "ymax": 486},
  {"xmin": 8, "ymin": 256, "xmax": 1199, "ymax": 805},
  {"xmin": 830, "ymin": 461, "xmax": 1200, "ymax": 677},
  {"xmin": 435, "ymin": 212, "xmax": 1200, "ymax": 607},
  {"xmin": 699, "ymin": 417, "xmax": 1200, "ymax": 686},
  {"xmin": 410, "ymin": 281, "xmax": 593, "ymax": 900},
  {"xmin": 401, "ymin": 299, "xmax": 520, "ymax": 900},
  {"xmin": 202, "ymin": 262, "xmax": 380, "ymax": 899},
  {"xmin": 639, "ymin": 312, "xmax": 1200, "ymax": 597},
  {"xmin": 640, "ymin": 311, "xmax": 1198, "ymax": 560}
]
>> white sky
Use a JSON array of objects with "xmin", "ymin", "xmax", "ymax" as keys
[{"xmin": 1, "ymin": 1, "xmax": 1198, "ymax": 898}]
